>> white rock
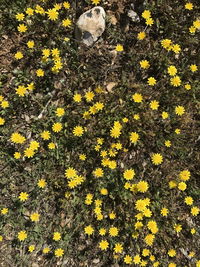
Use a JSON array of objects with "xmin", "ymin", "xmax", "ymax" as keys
[{"xmin": 75, "ymin": 6, "xmax": 106, "ymax": 46}]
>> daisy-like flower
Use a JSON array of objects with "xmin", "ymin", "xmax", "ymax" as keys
[
  {"xmin": 47, "ymin": 8, "xmax": 59, "ymax": 20},
  {"xmin": 150, "ymin": 100, "xmax": 159, "ymax": 110},
  {"xmin": 140, "ymin": 60, "xmax": 150, "ymax": 69},
  {"xmin": 137, "ymin": 31, "xmax": 146, "ymax": 40},
  {"xmin": 147, "ymin": 77, "xmax": 156, "ymax": 86},
  {"xmin": 151, "ymin": 153, "xmax": 163, "ymax": 165},
  {"xmin": 170, "ymin": 76, "xmax": 181, "ymax": 87},
  {"xmin": 190, "ymin": 64, "xmax": 198, "ymax": 72},
  {"xmin": 54, "ymin": 248, "xmax": 64, "ymax": 257},
  {"xmin": 115, "ymin": 44, "xmax": 124, "ymax": 52},
  {"xmin": 130, "ymin": 132, "xmax": 139, "ymax": 144},
  {"xmin": 52, "ymin": 122, "xmax": 62, "ymax": 132},
  {"xmin": 167, "ymin": 65, "xmax": 177, "ymax": 76},
  {"xmin": 185, "ymin": 2, "xmax": 193, "ymax": 10},
  {"xmin": 99, "ymin": 240, "xmax": 109, "ymax": 250},
  {"xmin": 17, "ymin": 24, "xmax": 27, "ymax": 33},
  {"xmin": 175, "ymin": 106, "xmax": 185, "ymax": 116},
  {"xmin": 73, "ymin": 126, "xmax": 84, "ymax": 136},
  {"xmin": 132, "ymin": 93, "xmax": 143, "ymax": 103},
  {"xmin": 62, "ymin": 18, "xmax": 72, "ymax": 27},
  {"xmin": 91, "ymin": 0, "xmax": 101, "ymax": 5}
]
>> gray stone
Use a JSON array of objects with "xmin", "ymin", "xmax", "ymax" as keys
[{"xmin": 75, "ymin": 6, "xmax": 106, "ymax": 46}]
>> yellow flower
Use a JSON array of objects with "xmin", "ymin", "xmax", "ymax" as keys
[
  {"xmin": 54, "ymin": 248, "xmax": 64, "ymax": 257},
  {"xmin": 100, "ymin": 188, "xmax": 108, "ymax": 195},
  {"xmin": 99, "ymin": 228, "xmax": 106, "ymax": 236},
  {"xmin": 147, "ymin": 220, "xmax": 158, "ymax": 234},
  {"xmin": 37, "ymin": 179, "xmax": 46, "ymax": 188},
  {"xmin": 168, "ymin": 249, "xmax": 176, "ymax": 257},
  {"xmin": 28, "ymin": 245, "xmax": 35, "ymax": 252},
  {"xmin": 73, "ymin": 126, "xmax": 84, "ymax": 136},
  {"xmin": 142, "ymin": 249, "xmax": 150, "ymax": 257},
  {"xmin": 26, "ymin": 8, "xmax": 34, "ymax": 16},
  {"xmin": 41, "ymin": 131, "xmax": 51, "ymax": 140},
  {"xmin": 24, "ymin": 148, "xmax": 35, "ymax": 158},
  {"xmin": 185, "ymin": 83, "xmax": 191, "ymax": 90},
  {"xmin": 144, "ymin": 234, "xmax": 155, "ymax": 246},
  {"xmin": 140, "ymin": 60, "xmax": 150, "ymax": 69},
  {"xmin": 135, "ymin": 199, "xmax": 148, "ymax": 212},
  {"xmin": 175, "ymin": 128, "xmax": 181, "ymax": 134},
  {"xmin": 0, "ymin": 117, "xmax": 5, "ymax": 125},
  {"xmin": 123, "ymin": 169, "xmax": 135, "ymax": 180},
  {"xmin": 172, "ymin": 44, "xmax": 181, "ymax": 54},
  {"xmin": 191, "ymin": 206, "xmax": 199, "ymax": 216},
  {"xmin": 170, "ymin": 76, "xmax": 181, "ymax": 86},
  {"xmin": 1, "ymin": 208, "xmax": 8, "ymax": 215},
  {"xmin": 79, "ymin": 154, "xmax": 86, "ymax": 160},
  {"xmin": 145, "ymin": 18, "xmax": 154, "ymax": 26},
  {"xmin": 99, "ymin": 240, "xmax": 109, "ymax": 250},
  {"xmin": 132, "ymin": 93, "xmax": 143, "ymax": 103},
  {"xmin": 17, "ymin": 24, "xmax": 27, "ymax": 33},
  {"xmin": 43, "ymin": 247, "xmax": 50, "ymax": 254},
  {"xmin": 190, "ymin": 64, "xmax": 198, "ymax": 72},
  {"xmin": 109, "ymin": 227, "xmax": 118, "ymax": 237},
  {"xmin": 124, "ymin": 255, "xmax": 132, "ymax": 264},
  {"xmin": 63, "ymin": 2, "xmax": 70, "ymax": 9},
  {"xmin": 18, "ymin": 230, "xmax": 27, "ymax": 241},
  {"xmin": 114, "ymin": 243, "xmax": 123, "ymax": 253},
  {"xmin": 16, "ymin": 13, "xmax": 25, "ymax": 21},
  {"xmin": 165, "ymin": 140, "xmax": 171, "ymax": 147},
  {"xmin": 73, "ymin": 93, "xmax": 82, "ymax": 102},
  {"xmin": 142, "ymin": 10, "xmax": 151, "ymax": 19},
  {"xmin": 47, "ymin": 8, "xmax": 58, "ymax": 20},
  {"xmin": 151, "ymin": 153, "xmax": 163, "ymax": 165},
  {"xmin": 174, "ymin": 224, "xmax": 182, "ymax": 233},
  {"xmin": 30, "ymin": 213, "xmax": 40, "ymax": 222},
  {"xmin": 137, "ymin": 31, "xmax": 146, "ymax": 40},
  {"xmin": 62, "ymin": 18, "xmax": 72, "ymax": 27},
  {"xmin": 179, "ymin": 170, "xmax": 190, "ymax": 181},
  {"xmin": 167, "ymin": 65, "xmax": 177, "ymax": 76},
  {"xmin": 175, "ymin": 105, "xmax": 185, "ymax": 116},
  {"xmin": 193, "ymin": 20, "xmax": 200, "ymax": 29},
  {"xmin": 185, "ymin": 2, "xmax": 193, "ymax": 10},
  {"xmin": 161, "ymin": 207, "xmax": 169, "ymax": 216},
  {"xmin": 27, "ymin": 40, "xmax": 34, "ymax": 48},
  {"xmin": 150, "ymin": 100, "xmax": 159, "ymax": 110},
  {"xmin": 115, "ymin": 44, "xmax": 124, "ymax": 52},
  {"xmin": 84, "ymin": 225, "xmax": 94, "ymax": 235},
  {"xmin": 137, "ymin": 181, "xmax": 149, "ymax": 193},
  {"xmin": 91, "ymin": 0, "xmax": 101, "ymax": 6},
  {"xmin": 169, "ymin": 180, "xmax": 177, "ymax": 189},
  {"xmin": 36, "ymin": 69, "xmax": 44, "ymax": 77},
  {"xmin": 11, "ymin": 132, "xmax": 26, "ymax": 144},
  {"xmin": 42, "ymin": 49, "xmax": 50, "ymax": 58},
  {"xmin": 19, "ymin": 192, "xmax": 29, "ymax": 201},
  {"xmin": 14, "ymin": 152, "xmax": 21, "ymax": 159},
  {"xmin": 93, "ymin": 167, "xmax": 104, "ymax": 178},
  {"xmin": 147, "ymin": 77, "xmax": 157, "ymax": 86},
  {"xmin": 15, "ymin": 85, "xmax": 27, "ymax": 96},
  {"xmin": 52, "ymin": 122, "xmax": 62, "ymax": 132},
  {"xmin": 162, "ymin": 111, "xmax": 169, "ymax": 119},
  {"xmin": 161, "ymin": 39, "xmax": 172, "ymax": 49},
  {"xmin": 48, "ymin": 142, "xmax": 55, "ymax": 149},
  {"xmin": 109, "ymin": 212, "xmax": 116, "ymax": 219},
  {"xmin": 184, "ymin": 196, "xmax": 193, "ymax": 205},
  {"xmin": 130, "ymin": 132, "xmax": 139, "ymax": 144},
  {"xmin": 189, "ymin": 26, "xmax": 196, "ymax": 34},
  {"xmin": 53, "ymin": 232, "xmax": 61, "ymax": 241},
  {"xmin": 133, "ymin": 255, "xmax": 141, "ymax": 264},
  {"xmin": 0, "ymin": 235, "xmax": 3, "ymax": 242},
  {"xmin": 14, "ymin": 51, "xmax": 23, "ymax": 60},
  {"xmin": 1, "ymin": 100, "xmax": 9, "ymax": 108}
]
